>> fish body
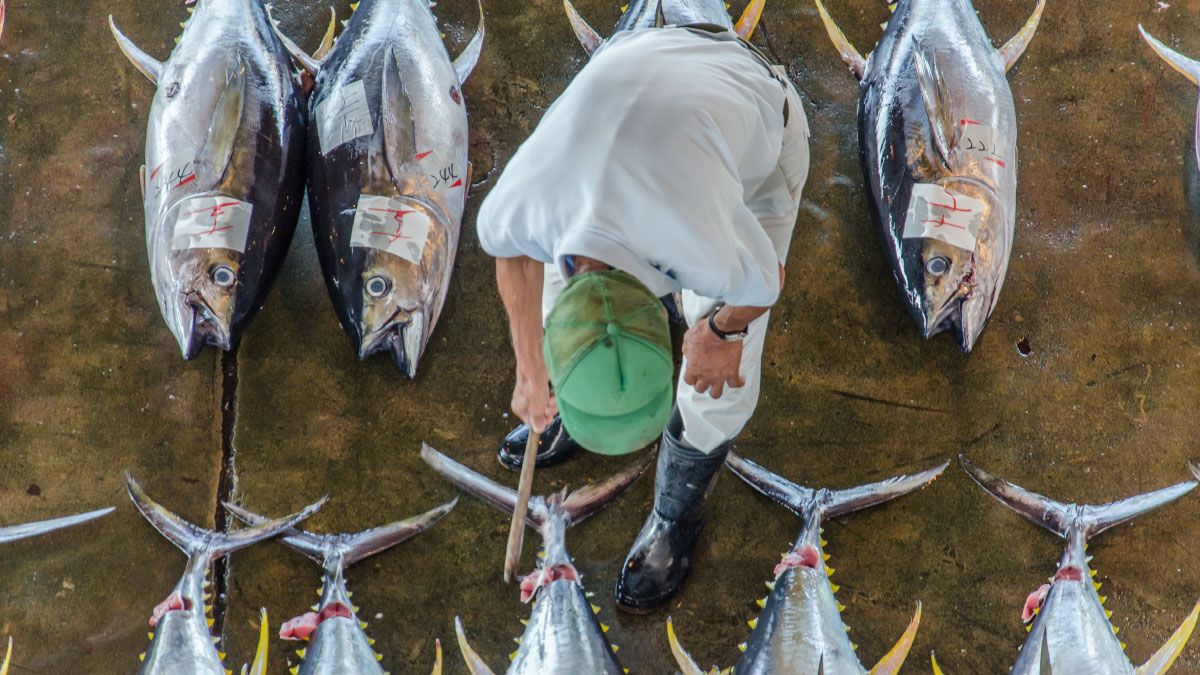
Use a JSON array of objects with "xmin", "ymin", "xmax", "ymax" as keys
[
  {"xmin": 126, "ymin": 473, "xmax": 323, "ymax": 675},
  {"xmin": 301, "ymin": 0, "xmax": 482, "ymax": 377},
  {"xmin": 670, "ymin": 453, "xmax": 947, "ymax": 675},
  {"xmin": 420, "ymin": 444, "xmax": 650, "ymax": 675},
  {"xmin": 817, "ymin": 0, "xmax": 1043, "ymax": 351},
  {"xmin": 959, "ymin": 458, "xmax": 1200, "ymax": 675},
  {"xmin": 110, "ymin": 0, "xmax": 307, "ymax": 358},
  {"xmin": 225, "ymin": 499, "xmax": 456, "ymax": 675}
]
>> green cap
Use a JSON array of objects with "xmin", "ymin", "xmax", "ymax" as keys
[{"xmin": 544, "ymin": 270, "xmax": 673, "ymax": 455}]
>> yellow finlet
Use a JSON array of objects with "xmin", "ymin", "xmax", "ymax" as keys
[{"xmin": 869, "ymin": 601, "xmax": 921, "ymax": 675}]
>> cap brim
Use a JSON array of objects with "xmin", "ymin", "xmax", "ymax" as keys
[{"xmin": 557, "ymin": 385, "xmax": 672, "ymax": 456}]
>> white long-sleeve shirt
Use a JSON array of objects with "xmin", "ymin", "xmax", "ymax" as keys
[{"xmin": 477, "ymin": 26, "xmax": 809, "ymax": 307}]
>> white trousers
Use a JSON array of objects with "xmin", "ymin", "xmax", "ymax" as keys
[{"xmin": 542, "ymin": 79, "xmax": 809, "ymax": 454}]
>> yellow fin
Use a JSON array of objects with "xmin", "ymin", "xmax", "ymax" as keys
[
  {"xmin": 869, "ymin": 601, "xmax": 920, "ymax": 675},
  {"xmin": 667, "ymin": 618, "xmax": 721, "ymax": 675},
  {"xmin": 930, "ymin": 651, "xmax": 944, "ymax": 675},
  {"xmin": 245, "ymin": 608, "xmax": 268, "ymax": 675},
  {"xmin": 997, "ymin": 0, "xmax": 1046, "ymax": 72},
  {"xmin": 1, "ymin": 637, "xmax": 11, "ymax": 675},
  {"xmin": 1135, "ymin": 597, "xmax": 1200, "ymax": 674},
  {"xmin": 430, "ymin": 639, "xmax": 442, "ymax": 675},
  {"xmin": 733, "ymin": 0, "xmax": 766, "ymax": 40},
  {"xmin": 1140, "ymin": 24, "xmax": 1200, "ymax": 86},
  {"xmin": 814, "ymin": 0, "xmax": 867, "ymax": 79},
  {"xmin": 455, "ymin": 617, "xmax": 498, "ymax": 675}
]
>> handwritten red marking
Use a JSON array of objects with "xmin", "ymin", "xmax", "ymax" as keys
[
  {"xmin": 185, "ymin": 201, "xmax": 241, "ymax": 218},
  {"xmin": 150, "ymin": 161, "xmax": 166, "ymax": 181},
  {"xmin": 985, "ymin": 157, "xmax": 1007, "ymax": 167},
  {"xmin": 173, "ymin": 174, "xmax": 197, "ymax": 190},
  {"xmin": 368, "ymin": 208, "xmax": 416, "ymax": 243},
  {"xmin": 415, "ymin": 150, "xmax": 434, "ymax": 161},
  {"xmin": 449, "ymin": 178, "xmax": 462, "ymax": 188},
  {"xmin": 960, "ymin": 118, "xmax": 983, "ymax": 126}
]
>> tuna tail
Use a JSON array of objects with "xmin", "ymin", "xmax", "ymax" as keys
[
  {"xmin": 452, "ymin": 0, "xmax": 486, "ymax": 84},
  {"xmin": 454, "ymin": 617, "xmax": 498, "ymax": 675},
  {"xmin": 108, "ymin": 15, "xmax": 164, "ymax": 83},
  {"xmin": 724, "ymin": 452, "xmax": 949, "ymax": 521},
  {"xmin": 563, "ymin": 0, "xmax": 603, "ymax": 56},
  {"xmin": 959, "ymin": 456, "xmax": 1197, "ymax": 540},
  {"xmin": 0, "ymin": 506, "xmax": 114, "ymax": 544},
  {"xmin": 224, "ymin": 497, "xmax": 457, "ymax": 570},
  {"xmin": 126, "ymin": 472, "xmax": 326, "ymax": 566},
  {"xmin": 420, "ymin": 443, "xmax": 651, "ymax": 530}
]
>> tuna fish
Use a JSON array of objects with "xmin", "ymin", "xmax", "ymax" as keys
[
  {"xmin": 109, "ymin": 0, "xmax": 309, "ymax": 358},
  {"xmin": 126, "ymin": 472, "xmax": 324, "ymax": 675},
  {"xmin": 1139, "ymin": 26, "xmax": 1200, "ymax": 174},
  {"xmin": 816, "ymin": 0, "xmax": 1045, "ymax": 351},
  {"xmin": 562, "ymin": 0, "xmax": 765, "ymax": 55},
  {"xmin": 669, "ymin": 452, "xmax": 946, "ymax": 674},
  {"xmin": 0, "ymin": 505, "xmax": 114, "ymax": 675},
  {"xmin": 946, "ymin": 457, "xmax": 1200, "ymax": 674},
  {"xmin": 420, "ymin": 443, "xmax": 651, "ymax": 675},
  {"xmin": 276, "ymin": 0, "xmax": 483, "ymax": 378},
  {"xmin": 224, "ymin": 497, "xmax": 457, "ymax": 675}
]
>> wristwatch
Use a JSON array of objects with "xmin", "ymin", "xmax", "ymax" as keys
[{"xmin": 708, "ymin": 303, "xmax": 749, "ymax": 341}]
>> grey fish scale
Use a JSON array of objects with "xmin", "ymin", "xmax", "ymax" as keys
[
  {"xmin": 142, "ymin": 0, "xmax": 306, "ymax": 353},
  {"xmin": 859, "ymin": 0, "xmax": 1017, "ymax": 345},
  {"xmin": 510, "ymin": 579, "xmax": 623, "ymax": 675}
]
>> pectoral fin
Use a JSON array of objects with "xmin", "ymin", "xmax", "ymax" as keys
[
  {"xmin": 109, "ymin": 16, "xmax": 163, "ymax": 84},
  {"xmin": 454, "ymin": 617, "xmax": 497, "ymax": 675},
  {"xmin": 1135, "ymin": 597, "xmax": 1200, "ymax": 675},
  {"xmin": 997, "ymin": 0, "xmax": 1044, "ymax": 71},
  {"xmin": 870, "ymin": 601, "xmax": 921, "ymax": 675},
  {"xmin": 814, "ymin": 0, "xmax": 866, "ymax": 79},
  {"xmin": 381, "ymin": 47, "xmax": 416, "ymax": 192},
  {"xmin": 734, "ymin": 0, "xmax": 766, "ymax": 39},
  {"xmin": 270, "ymin": 9, "xmax": 324, "ymax": 77},
  {"xmin": 563, "ymin": 0, "xmax": 602, "ymax": 56},
  {"xmin": 196, "ymin": 58, "xmax": 246, "ymax": 185},
  {"xmin": 914, "ymin": 50, "xmax": 954, "ymax": 168},
  {"xmin": 314, "ymin": 8, "xmax": 337, "ymax": 61},
  {"xmin": 452, "ymin": 0, "xmax": 485, "ymax": 84}
]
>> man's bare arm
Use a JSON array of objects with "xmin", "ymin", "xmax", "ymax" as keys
[{"xmin": 495, "ymin": 256, "xmax": 557, "ymax": 432}]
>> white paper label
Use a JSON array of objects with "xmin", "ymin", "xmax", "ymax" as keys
[
  {"xmin": 350, "ymin": 194, "xmax": 431, "ymax": 264},
  {"xmin": 316, "ymin": 79, "xmax": 374, "ymax": 155},
  {"xmin": 171, "ymin": 196, "xmax": 253, "ymax": 252},
  {"xmin": 957, "ymin": 118, "xmax": 1009, "ymax": 168},
  {"xmin": 414, "ymin": 146, "xmax": 464, "ymax": 194},
  {"xmin": 902, "ymin": 183, "xmax": 983, "ymax": 252}
]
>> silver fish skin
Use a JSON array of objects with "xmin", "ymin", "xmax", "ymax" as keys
[
  {"xmin": 127, "ymin": 472, "xmax": 324, "ymax": 675},
  {"xmin": 225, "ymin": 498, "xmax": 456, "ymax": 675},
  {"xmin": 563, "ymin": 0, "xmax": 766, "ymax": 56},
  {"xmin": 817, "ymin": 0, "xmax": 1044, "ymax": 352},
  {"xmin": 109, "ymin": 0, "xmax": 307, "ymax": 359},
  {"xmin": 420, "ymin": 444, "xmax": 651, "ymax": 675},
  {"xmin": 300, "ymin": 0, "xmax": 483, "ymax": 378},
  {"xmin": 960, "ymin": 457, "xmax": 1200, "ymax": 675},
  {"xmin": 669, "ymin": 453, "xmax": 946, "ymax": 675}
]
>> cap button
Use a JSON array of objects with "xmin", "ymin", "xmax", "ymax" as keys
[{"xmin": 606, "ymin": 321, "xmax": 621, "ymax": 336}]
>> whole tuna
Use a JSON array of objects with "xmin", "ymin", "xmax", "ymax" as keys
[
  {"xmin": 562, "ymin": 0, "xmax": 765, "ymax": 55},
  {"xmin": 420, "ymin": 444, "xmax": 650, "ymax": 675},
  {"xmin": 126, "ymin": 472, "xmax": 323, "ymax": 675},
  {"xmin": 108, "ymin": 0, "xmax": 308, "ymax": 358},
  {"xmin": 670, "ymin": 453, "xmax": 946, "ymax": 675},
  {"xmin": 278, "ymin": 0, "xmax": 483, "ymax": 378},
  {"xmin": 816, "ymin": 0, "xmax": 1045, "ymax": 351},
  {"xmin": 947, "ymin": 457, "xmax": 1200, "ymax": 674},
  {"xmin": 0, "ymin": 504, "xmax": 114, "ymax": 675},
  {"xmin": 225, "ymin": 498, "xmax": 456, "ymax": 674}
]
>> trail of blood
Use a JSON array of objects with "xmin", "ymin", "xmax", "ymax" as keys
[{"xmin": 369, "ymin": 208, "xmax": 416, "ymax": 243}]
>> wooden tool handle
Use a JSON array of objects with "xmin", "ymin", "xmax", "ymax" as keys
[{"xmin": 503, "ymin": 431, "xmax": 539, "ymax": 583}]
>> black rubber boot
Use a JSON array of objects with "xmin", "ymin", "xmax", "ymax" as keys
[
  {"xmin": 614, "ymin": 410, "xmax": 730, "ymax": 613},
  {"xmin": 497, "ymin": 415, "xmax": 581, "ymax": 471}
]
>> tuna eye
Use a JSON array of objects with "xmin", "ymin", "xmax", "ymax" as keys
[
  {"xmin": 365, "ymin": 275, "xmax": 391, "ymax": 299},
  {"xmin": 925, "ymin": 256, "xmax": 950, "ymax": 277},
  {"xmin": 210, "ymin": 264, "xmax": 235, "ymax": 288}
]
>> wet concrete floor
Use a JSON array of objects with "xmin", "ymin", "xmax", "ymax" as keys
[{"xmin": 4, "ymin": 0, "xmax": 1200, "ymax": 671}]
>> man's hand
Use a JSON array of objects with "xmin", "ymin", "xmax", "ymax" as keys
[
  {"xmin": 682, "ymin": 320, "xmax": 745, "ymax": 398},
  {"xmin": 496, "ymin": 256, "xmax": 558, "ymax": 433},
  {"xmin": 513, "ymin": 360, "xmax": 558, "ymax": 433}
]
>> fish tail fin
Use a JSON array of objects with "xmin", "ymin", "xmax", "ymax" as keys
[
  {"xmin": 455, "ymin": 617, "xmax": 498, "ymax": 675},
  {"xmin": 814, "ymin": 0, "xmax": 866, "ymax": 78},
  {"xmin": 0, "ymin": 636, "xmax": 10, "ymax": 675},
  {"xmin": 0, "ymin": 507, "xmax": 114, "ymax": 545},
  {"xmin": 725, "ymin": 452, "xmax": 947, "ymax": 521},
  {"xmin": 1136, "ymin": 596, "xmax": 1200, "ymax": 675},
  {"xmin": 452, "ymin": 0, "xmax": 485, "ymax": 84},
  {"xmin": 996, "ymin": 0, "xmax": 1045, "ymax": 71},
  {"xmin": 930, "ymin": 651, "xmax": 945, "ymax": 675},
  {"xmin": 869, "ymin": 602, "xmax": 921, "ymax": 675},
  {"xmin": 430, "ymin": 639, "xmax": 443, "ymax": 675},
  {"xmin": 563, "ymin": 0, "xmax": 602, "ymax": 55},
  {"xmin": 224, "ymin": 498, "xmax": 456, "ymax": 569},
  {"xmin": 733, "ymin": 0, "xmax": 766, "ymax": 39},
  {"xmin": 961, "ymin": 456, "xmax": 1196, "ymax": 540},
  {"xmin": 560, "ymin": 451, "xmax": 654, "ymax": 526},
  {"xmin": 127, "ymin": 472, "xmax": 324, "ymax": 564},
  {"xmin": 1139, "ymin": 24, "xmax": 1200, "ymax": 86}
]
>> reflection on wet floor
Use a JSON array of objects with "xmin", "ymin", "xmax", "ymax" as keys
[{"xmin": 4, "ymin": 0, "xmax": 1200, "ymax": 672}]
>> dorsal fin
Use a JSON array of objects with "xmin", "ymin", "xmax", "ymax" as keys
[
  {"xmin": 455, "ymin": 617, "xmax": 499, "ymax": 675},
  {"xmin": 997, "ymin": 0, "xmax": 1045, "ymax": 72},
  {"xmin": 314, "ymin": 7, "xmax": 337, "ymax": 61},
  {"xmin": 109, "ymin": 15, "xmax": 163, "ymax": 83},
  {"xmin": 241, "ymin": 609, "xmax": 269, "ymax": 675},
  {"xmin": 1140, "ymin": 24, "xmax": 1200, "ymax": 86},
  {"xmin": 381, "ymin": 47, "xmax": 416, "ymax": 192},
  {"xmin": 734, "ymin": 0, "xmax": 766, "ymax": 39},
  {"xmin": 666, "ymin": 617, "xmax": 719, "ymax": 675},
  {"xmin": 563, "ymin": 0, "xmax": 603, "ymax": 55},
  {"xmin": 913, "ymin": 49, "xmax": 953, "ymax": 169},
  {"xmin": 930, "ymin": 652, "xmax": 945, "ymax": 675},
  {"xmin": 814, "ymin": 0, "xmax": 866, "ymax": 79},
  {"xmin": 196, "ymin": 58, "xmax": 247, "ymax": 185},
  {"xmin": 270, "ymin": 12, "xmax": 323, "ymax": 77},
  {"xmin": 452, "ymin": 0, "xmax": 486, "ymax": 84},
  {"xmin": 868, "ymin": 602, "xmax": 921, "ymax": 674}
]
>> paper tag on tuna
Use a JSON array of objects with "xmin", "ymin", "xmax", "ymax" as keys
[
  {"xmin": 350, "ymin": 194, "xmax": 431, "ymax": 264},
  {"xmin": 316, "ymin": 80, "xmax": 374, "ymax": 155},
  {"xmin": 902, "ymin": 183, "xmax": 983, "ymax": 252},
  {"xmin": 171, "ymin": 196, "xmax": 253, "ymax": 252},
  {"xmin": 414, "ymin": 146, "xmax": 464, "ymax": 193},
  {"xmin": 957, "ymin": 118, "xmax": 1010, "ymax": 168}
]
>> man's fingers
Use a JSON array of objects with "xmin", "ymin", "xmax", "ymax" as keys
[
  {"xmin": 683, "ymin": 369, "xmax": 698, "ymax": 387},
  {"xmin": 734, "ymin": 374, "xmax": 746, "ymax": 388},
  {"xmin": 711, "ymin": 381, "xmax": 724, "ymax": 399}
]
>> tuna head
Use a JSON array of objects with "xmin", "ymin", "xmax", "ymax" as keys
[
  {"xmin": 157, "ymin": 245, "xmax": 243, "ymax": 359},
  {"xmin": 899, "ymin": 178, "xmax": 1010, "ymax": 353}
]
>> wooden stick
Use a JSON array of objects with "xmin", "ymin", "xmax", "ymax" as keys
[{"xmin": 503, "ymin": 431, "xmax": 539, "ymax": 583}]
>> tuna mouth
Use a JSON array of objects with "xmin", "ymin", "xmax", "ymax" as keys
[
  {"xmin": 359, "ymin": 310, "xmax": 425, "ymax": 379},
  {"xmin": 181, "ymin": 294, "xmax": 231, "ymax": 359}
]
